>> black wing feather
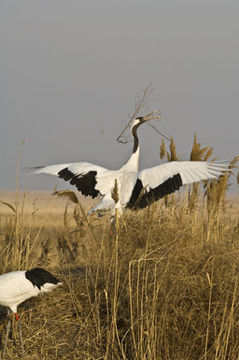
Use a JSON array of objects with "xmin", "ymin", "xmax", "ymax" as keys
[
  {"xmin": 58, "ymin": 168, "xmax": 100, "ymax": 198},
  {"xmin": 127, "ymin": 173, "xmax": 183, "ymax": 209}
]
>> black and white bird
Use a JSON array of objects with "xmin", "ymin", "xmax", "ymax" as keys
[
  {"xmin": 0, "ymin": 267, "xmax": 61, "ymax": 358},
  {"xmin": 33, "ymin": 117, "xmax": 228, "ymax": 215}
]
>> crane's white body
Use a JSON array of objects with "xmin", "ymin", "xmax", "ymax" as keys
[
  {"xmin": 33, "ymin": 118, "xmax": 229, "ymax": 214},
  {"xmin": 0, "ymin": 270, "xmax": 61, "ymax": 313},
  {"xmin": 0, "ymin": 268, "xmax": 61, "ymax": 358}
]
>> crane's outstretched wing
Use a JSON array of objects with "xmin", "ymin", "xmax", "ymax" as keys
[
  {"xmin": 33, "ymin": 162, "xmax": 115, "ymax": 198},
  {"xmin": 127, "ymin": 161, "xmax": 229, "ymax": 209}
]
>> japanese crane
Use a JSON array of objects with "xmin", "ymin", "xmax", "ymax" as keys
[
  {"xmin": 0, "ymin": 268, "xmax": 62, "ymax": 358},
  {"xmin": 33, "ymin": 117, "xmax": 228, "ymax": 215}
]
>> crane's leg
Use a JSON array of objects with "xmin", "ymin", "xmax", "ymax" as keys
[
  {"xmin": 14, "ymin": 313, "xmax": 24, "ymax": 357},
  {"xmin": 2, "ymin": 317, "xmax": 11, "ymax": 360}
]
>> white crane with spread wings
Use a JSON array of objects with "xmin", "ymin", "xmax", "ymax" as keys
[{"xmin": 33, "ymin": 116, "xmax": 228, "ymax": 215}]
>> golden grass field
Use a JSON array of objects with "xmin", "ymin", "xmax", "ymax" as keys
[{"xmin": 0, "ymin": 188, "xmax": 239, "ymax": 359}]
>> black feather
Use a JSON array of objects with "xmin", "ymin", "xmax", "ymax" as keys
[
  {"xmin": 58, "ymin": 168, "xmax": 99, "ymax": 198},
  {"xmin": 127, "ymin": 173, "xmax": 183, "ymax": 209}
]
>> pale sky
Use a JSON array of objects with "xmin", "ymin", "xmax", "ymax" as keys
[{"xmin": 1, "ymin": 0, "xmax": 238, "ymax": 191}]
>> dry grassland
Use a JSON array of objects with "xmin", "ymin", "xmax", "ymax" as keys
[{"xmin": 0, "ymin": 190, "xmax": 239, "ymax": 359}]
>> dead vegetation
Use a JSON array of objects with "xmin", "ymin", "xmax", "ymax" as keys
[
  {"xmin": 0, "ymin": 135, "xmax": 239, "ymax": 360},
  {"xmin": 0, "ymin": 189, "xmax": 239, "ymax": 360}
]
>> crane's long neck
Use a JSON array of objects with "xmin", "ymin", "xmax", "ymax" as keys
[
  {"xmin": 132, "ymin": 124, "xmax": 139, "ymax": 153},
  {"xmin": 121, "ymin": 123, "xmax": 140, "ymax": 172}
]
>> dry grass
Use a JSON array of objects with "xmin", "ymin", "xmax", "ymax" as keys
[{"xmin": 0, "ymin": 189, "xmax": 238, "ymax": 360}]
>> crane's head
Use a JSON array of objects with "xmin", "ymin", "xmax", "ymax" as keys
[{"xmin": 131, "ymin": 116, "xmax": 149, "ymax": 130}]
